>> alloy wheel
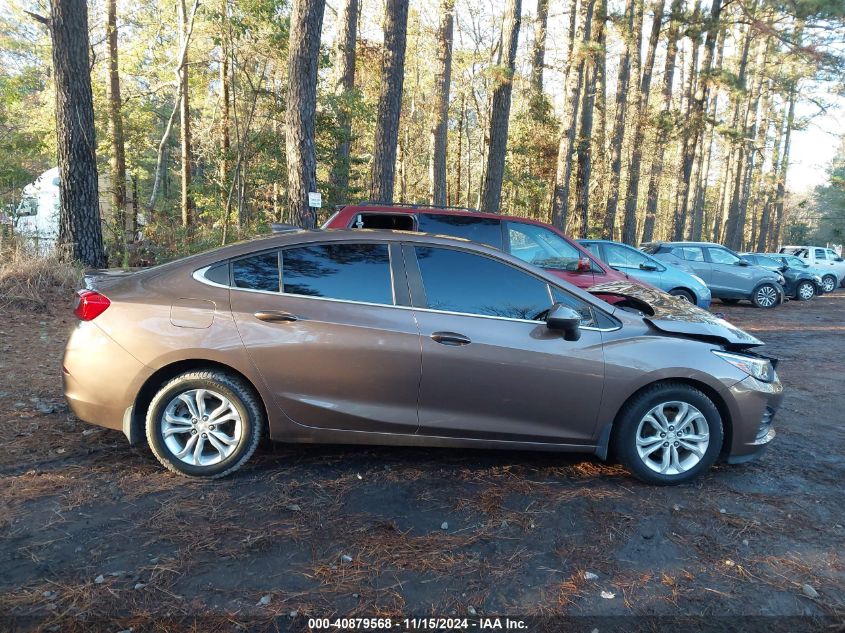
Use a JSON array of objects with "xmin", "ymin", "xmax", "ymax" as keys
[
  {"xmin": 161, "ymin": 389, "xmax": 243, "ymax": 466},
  {"xmin": 635, "ymin": 401, "xmax": 710, "ymax": 475},
  {"xmin": 755, "ymin": 285, "xmax": 778, "ymax": 308},
  {"xmin": 822, "ymin": 276, "xmax": 836, "ymax": 293},
  {"xmin": 798, "ymin": 282, "xmax": 815, "ymax": 300}
]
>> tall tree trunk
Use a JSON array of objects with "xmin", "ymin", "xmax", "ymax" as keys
[
  {"xmin": 574, "ymin": 0, "xmax": 605, "ymax": 237},
  {"xmin": 673, "ymin": 0, "xmax": 718, "ymax": 240},
  {"xmin": 591, "ymin": 0, "xmax": 608, "ymax": 225},
  {"xmin": 724, "ymin": 25, "xmax": 764, "ymax": 250},
  {"xmin": 220, "ymin": 3, "xmax": 231, "ymax": 209},
  {"xmin": 47, "ymin": 0, "xmax": 105, "ymax": 267},
  {"xmin": 602, "ymin": 0, "xmax": 640, "ymax": 238},
  {"xmin": 690, "ymin": 21, "xmax": 725, "ymax": 241},
  {"xmin": 106, "ymin": 0, "xmax": 127, "ymax": 261},
  {"xmin": 772, "ymin": 85, "xmax": 796, "ymax": 250},
  {"xmin": 429, "ymin": 0, "xmax": 454, "ymax": 206},
  {"xmin": 455, "ymin": 93, "xmax": 465, "ymax": 207},
  {"xmin": 370, "ymin": 0, "xmax": 410, "ymax": 203},
  {"xmin": 551, "ymin": 0, "xmax": 595, "ymax": 230},
  {"xmin": 178, "ymin": 0, "xmax": 193, "ymax": 227},
  {"xmin": 480, "ymin": 0, "xmax": 522, "ymax": 214},
  {"xmin": 285, "ymin": 0, "xmax": 326, "ymax": 227},
  {"xmin": 145, "ymin": 0, "xmax": 198, "ymax": 215},
  {"xmin": 329, "ymin": 0, "xmax": 359, "ymax": 203},
  {"xmin": 757, "ymin": 90, "xmax": 781, "ymax": 252},
  {"xmin": 530, "ymin": 0, "xmax": 549, "ymax": 103},
  {"xmin": 741, "ymin": 68, "xmax": 771, "ymax": 249},
  {"xmin": 620, "ymin": 0, "xmax": 665, "ymax": 244},
  {"xmin": 640, "ymin": 0, "xmax": 684, "ymax": 243}
]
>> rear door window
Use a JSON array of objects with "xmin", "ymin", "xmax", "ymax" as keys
[
  {"xmin": 417, "ymin": 214, "xmax": 503, "ymax": 249},
  {"xmin": 232, "ymin": 252, "xmax": 280, "ymax": 292},
  {"xmin": 815, "ymin": 248, "xmax": 827, "ymax": 259},
  {"xmin": 672, "ymin": 246, "xmax": 705, "ymax": 262},
  {"xmin": 414, "ymin": 246, "xmax": 550, "ymax": 320},
  {"xmin": 282, "ymin": 243, "xmax": 393, "ymax": 305}
]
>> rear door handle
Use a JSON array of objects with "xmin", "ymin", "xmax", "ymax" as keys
[
  {"xmin": 430, "ymin": 331, "xmax": 471, "ymax": 346},
  {"xmin": 254, "ymin": 310, "xmax": 299, "ymax": 323}
]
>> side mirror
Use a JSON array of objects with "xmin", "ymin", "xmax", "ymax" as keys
[
  {"xmin": 737, "ymin": 260, "xmax": 750, "ymax": 267},
  {"xmin": 546, "ymin": 304, "xmax": 582, "ymax": 341},
  {"xmin": 576, "ymin": 257, "xmax": 592, "ymax": 272},
  {"xmin": 640, "ymin": 261, "xmax": 659, "ymax": 271},
  {"xmin": 835, "ymin": 256, "xmax": 844, "ymax": 263}
]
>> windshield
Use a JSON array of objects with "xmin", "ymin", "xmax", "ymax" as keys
[
  {"xmin": 755, "ymin": 255, "xmax": 783, "ymax": 268},
  {"xmin": 506, "ymin": 222, "xmax": 594, "ymax": 272}
]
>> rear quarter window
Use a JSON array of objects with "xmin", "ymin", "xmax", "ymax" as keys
[{"xmin": 232, "ymin": 252, "xmax": 280, "ymax": 292}]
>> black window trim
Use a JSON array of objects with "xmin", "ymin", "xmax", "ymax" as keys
[{"xmin": 402, "ymin": 242, "xmax": 618, "ymax": 330}]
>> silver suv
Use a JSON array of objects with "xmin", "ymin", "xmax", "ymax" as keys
[{"xmin": 641, "ymin": 242, "xmax": 785, "ymax": 308}]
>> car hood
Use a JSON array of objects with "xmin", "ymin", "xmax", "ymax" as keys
[{"xmin": 587, "ymin": 281, "xmax": 763, "ymax": 349}]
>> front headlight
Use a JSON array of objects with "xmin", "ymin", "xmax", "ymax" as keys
[
  {"xmin": 777, "ymin": 274, "xmax": 786, "ymax": 285},
  {"xmin": 814, "ymin": 275, "xmax": 822, "ymax": 283},
  {"xmin": 713, "ymin": 350, "xmax": 775, "ymax": 382}
]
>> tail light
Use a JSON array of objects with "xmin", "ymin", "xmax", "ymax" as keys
[{"xmin": 74, "ymin": 289, "xmax": 110, "ymax": 321}]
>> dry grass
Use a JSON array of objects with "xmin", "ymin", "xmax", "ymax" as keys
[{"xmin": 0, "ymin": 240, "xmax": 83, "ymax": 308}]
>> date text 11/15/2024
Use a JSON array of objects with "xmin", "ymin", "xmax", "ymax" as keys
[{"xmin": 307, "ymin": 617, "xmax": 528, "ymax": 630}]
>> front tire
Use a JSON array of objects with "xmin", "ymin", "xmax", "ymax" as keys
[
  {"xmin": 146, "ymin": 370, "xmax": 264, "ymax": 478},
  {"xmin": 669, "ymin": 288, "xmax": 695, "ymax": 304},
  {"xmin": 613, "ymin": 383, "xmax": 723, "ymax": 485},
  {"xmin": 796, "ymin": 280, "xmax": 815, "ymax": 301},
  {"xmin": 751, "ymin": 283, "xmax": 780, "ymax": 309}
]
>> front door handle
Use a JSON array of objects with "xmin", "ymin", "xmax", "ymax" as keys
[
  {"xmin": 430, "ymin": 331, "xmax": 471, "ymax": 346},
  {"xmin": 254, "ymin": 310, "xmax": 298, "ymax": 323}
]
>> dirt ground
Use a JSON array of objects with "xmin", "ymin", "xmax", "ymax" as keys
[{"xmin": 0, "ymin": 288, "xmax": 843, "ymax": 632}]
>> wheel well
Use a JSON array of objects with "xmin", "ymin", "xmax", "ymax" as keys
[
  {"xmin": 129, "ymin": 359, "xmax": 268, "ymax": 446},
  {"xmin": 607, "ymin": 378, "xmax": 733, "ymax": 457},
  {"xmin": 668, "ymin": 287, "xmax": 695, "ymax": 302}
]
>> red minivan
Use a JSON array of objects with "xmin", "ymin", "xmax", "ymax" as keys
[{"xmin": 323, "ymin": 203, "xmax": 635, "ymax": 291}]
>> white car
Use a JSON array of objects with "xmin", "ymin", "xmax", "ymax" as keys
[{"xmin": 779, "ymin": 246, "xmax": 845, "ymax": 289}]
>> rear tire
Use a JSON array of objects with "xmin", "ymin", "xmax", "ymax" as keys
[
  {"xmin": 146, "ymin": 370, "xmax": 264, "ymax": 478},
  {"xmin": 796, "ymin": 280, "xmax": 815, "ymax": 301},
  {"xmin": 822, "ymin": 275, "xmax": 837, "ymax": 293},
  {"xmin": 751, "ymin": 283, "xmax": 779, "ymax": 309},
  {"xmin": 669, "ymin": 288, "xmax": 695, "ymax": 304},
  {"xmin": 613, "ymin": 383, "xmax": 723, "ymax": 485}
]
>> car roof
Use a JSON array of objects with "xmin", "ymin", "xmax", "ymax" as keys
[
  {"xmin": 150, "ymin": 228, "xmax": 525, "ymax": 274},
  {"xmin": 649, "ymin": 241, "xmax": 722, "ymax": 247},
  {"xmin": 336, "ymin": 203, "xmax": 562, "ymax": 228},
  {"xmin": 578, "ymin": 239, "xmax": 634, "ymax": 246}
]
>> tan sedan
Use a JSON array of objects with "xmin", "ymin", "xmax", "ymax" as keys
[{"xmin": 64, "ymin": 230, "xmax": 782, "ymax": 484}]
